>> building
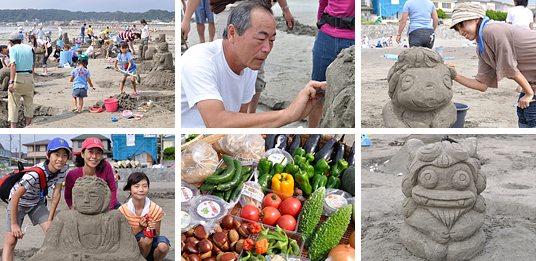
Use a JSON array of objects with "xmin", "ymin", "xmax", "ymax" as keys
[
  {"xmin": 111, "ymin": 134, "xmax": 157, "ymax": 164},
  {"xmin": 71, "ymin": 135, "xmax": 113, "ymax": 160},
  {"xmin": 432, "ymin": 0, "xmax": 456, "ymax": 15},
  {"xmin": 23, "ymin": 139, "xmax": 51, "ymax": 165},
  {"xmin": 162, "ymin": 135, "xmax": 175, "ymax": 150},
  {"xmin": 0, "ymin": 144, "xmax": 11, "ymax": 166}
]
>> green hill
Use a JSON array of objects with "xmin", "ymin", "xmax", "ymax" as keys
[{"xmin": 0, "ymin": 9, "xmax": 175, "ymax": 23}]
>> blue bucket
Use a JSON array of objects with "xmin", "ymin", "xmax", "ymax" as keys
[
  {"xmin": 56, "ymin": 40, "xmax": 63, "ymax": 49},
  {"xmin": 76, "ymin": 43, "xmax": 80, "ymax": 48},
  {"xmin": 59, "ymin": 51, "xmax": 72, "ymax": 66},
  {"xmin": 361, "ymin": 134, "xmax": 371, "ymax": 146},
  {"xmin": 452, "ymin": 102, "xmax": 470, "ymax": 128}
]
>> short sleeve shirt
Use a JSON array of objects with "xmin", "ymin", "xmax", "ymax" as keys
[
  {"xmin": 117, "ymin": 32, "xmax": 135, "ymax": 42},
  {"xmin": 141, "ymin": 25, "xmax": 150, "ymax": 39},
  {"xmin": 71, "ymin": 67, "xmax": 90, "ymax": 89},
  {"xmin": 9, "ymin": 44, "xmax": 34, "ymax": 73},
  {"xmin": 81, "ymin": 26, "xmax": 85, "ymax": 35},
  {"xmin": 9, "ymin": 162, "xmax": 68, "ymax": 206},
  {"xmin": 506, "ymin": 6, "xmax": 533, "ymax": 29},
  {"xmin": 117, "ymin": 52, "xmax": 137, "ymax": 71},
  {"xmin": 403, "ymin": 0, "xmax": 436, "ymax": 33},
  {"xmin": 118, "ymin": 200, "xmax": 165, "ymax": 231}
]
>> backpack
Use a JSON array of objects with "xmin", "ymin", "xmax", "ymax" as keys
[{"xmin": 0, "ymin": 161, "xmax": 47, "ymax": 204}]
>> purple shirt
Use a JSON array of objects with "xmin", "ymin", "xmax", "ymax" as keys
[
  {"xmin": 64, "ymin": 161, "xmax": 118, "ymax": 209},
  {"xmin": 318, "ymin": 0, "xmax": 355, "ymax": 40}
]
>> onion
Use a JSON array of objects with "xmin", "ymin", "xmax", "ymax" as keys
[
  {"xmin": 349, "ymin": 231, "xmax": 355, "ymax": 248},
  {"xmin": 327, "ymin": 244, "xmax": 355, "ymax": 261}
]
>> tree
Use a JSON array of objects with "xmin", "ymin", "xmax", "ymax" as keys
[
  {"xmin": 437, "ymin": 9, "xmax": 448, "ymax": 19},
  {"xmin": 163, "ymin": 147, "xmax": 175, "ymax": 160},
  {"xmin": 486, "ymin": 10, "xmax": 507, "ymax": 21}
]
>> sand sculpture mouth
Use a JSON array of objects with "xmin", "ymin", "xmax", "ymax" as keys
[{"xmin": 413, "ymin": 186, "xmax": 476, "ymax": 208}]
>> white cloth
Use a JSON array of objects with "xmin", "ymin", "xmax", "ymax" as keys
[
  {"xmin": 181, "ymin": 39, "xmax": 257, "ymax": 128},
  {"xmin": 141, "ymin": 24, "xmax": 149, "ymax": 39},
  {"xmin": 126, "ymin": 197, "xmax": 150, "ymax": 216},
  {"xmin": 58, "ymin": 27, "xmax": 63, "ymax": 38},
  {"xmin": 84, "ymin": 45, "xmax": 94, "ymax": 56},
  {"xmin": 506, "ymin": 6, "xmax": 533, "ymax": 29}
]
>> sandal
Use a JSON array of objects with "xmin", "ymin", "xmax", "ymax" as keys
[
  {"xmin": 132, "ymin": 92, "xmax": 138, "ymax": 96},
  {"xmin": 72, "ymin": 108, "xmax": 78, "ymax": 112}
]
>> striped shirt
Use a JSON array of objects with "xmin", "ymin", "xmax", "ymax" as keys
[
  {"xmin": 9, "ymin": 162, "xmax": 68, "ymax": 206},
  {"xmin": 117, "ymin": 32, "xmax": 136, "ymax": 42},
  {"xmin": 118, "ymin": 200, "xmax": 165, "ymax": 231}
]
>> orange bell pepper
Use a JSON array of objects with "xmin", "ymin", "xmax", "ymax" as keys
[{"xmin": 271, "ymin": 173, "xmax": 294, "ymax": 200}]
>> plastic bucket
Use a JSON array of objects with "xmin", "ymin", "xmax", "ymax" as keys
[
  {"xmin": 452, "ymin": 102, "xmax": 470, "ymax": 128},
  {"xmin": 56, "ymin": 40, "xmax": 63, "ymax": 49},
  {"xmin": 59, "ymin": 51, "xmax": 71, "ymax": 66},
  {"xmin": 76, "ymin": 43, "xmax": 80, "ymax": 48},
  {"xmin": 435, "ymin": 46, "xmax": 444, "ymax": 57},
  {"xmin": 104, "ymin": 98, "xmax": 118, "ymax": 112}
]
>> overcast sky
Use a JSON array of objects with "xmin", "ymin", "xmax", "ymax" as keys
[
  {"xmin": 0, "ymin": 0, "xmax": 174, "ymax": 12},
  {"xmin": 0, "ymin": 134, "xmax": 112, "ymax": 153}
]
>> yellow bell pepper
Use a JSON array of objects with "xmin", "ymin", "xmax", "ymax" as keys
[{"xmin": 271, "ymin": 172, "xmax": 294, "ymax": 200}]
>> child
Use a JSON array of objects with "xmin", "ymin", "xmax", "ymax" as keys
[
  {"xmin": 118, "ymin": 172, "xmax": 170, "ymax": 261},
  {"xmin": 2, "ymin": 138, "xmax": 71, "ymax": 261},
  {"xmin": 29, "ymin": 35, "xmax": 53, "ymax": 76},
  {"xmin": 69, "ymin": 55, "xmax": 93, "ymax": 113},
  {"xmin": 52, "ymin": 45, "xmax": 61, "ymax": 62},
  {"xmin": 114, "ymin": 41, "xmax": 137, "ymax": 95}
]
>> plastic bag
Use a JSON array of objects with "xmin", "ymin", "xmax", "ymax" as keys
[
  {"xmin": 213, "ymin": 134, "xmax": 265, "ymax": 163},
  {"xmin": 181, "ymin": 142, "xmax": 218, "ymax": 187}
]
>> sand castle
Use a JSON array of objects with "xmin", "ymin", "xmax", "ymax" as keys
[
  {"xmin": 382, "ymin": 47, "xmax": 457, "ymax": 128},
  {"xmin": 400, "ymin": 138, "xmax": 486, "ymax": 261},
  {"xmin": 29, "ymin": 177, "xmax": 144, "ymax": 261},
  {"xmin": 152, "ymin": 42, "xmax": 174, "ymax": 71}
]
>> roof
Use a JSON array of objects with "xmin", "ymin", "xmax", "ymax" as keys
[
  {"xmin": 22, "ymin": 139, "xmax": 51, "ymax": 146},
  {"xmin": 0, "ymin": 143, "xmax": 4, "ymax": 150},
  {"xmin": 163, "ymin": 135, "xmax": 175, "ymax": 140},
  {"xmin": 71, "ymin": 134, "xmax": 111, "ymax": 142}
]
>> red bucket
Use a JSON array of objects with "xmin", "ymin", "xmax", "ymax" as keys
[{"xmin": 104, "ymin": 98, "xmax": 118, "ymax": 112}]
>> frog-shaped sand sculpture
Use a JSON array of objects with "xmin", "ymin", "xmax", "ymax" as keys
[
  {"xmin": 383, "ymin": 47, "xmax": 457, "ymax": 128},
  {"xmin": 400, "ymin": 138, "xmax": 486, "ymax": 261},
  {"xmin": 29, "ymin": 177, "xmax": 144, "ymax": 261}
]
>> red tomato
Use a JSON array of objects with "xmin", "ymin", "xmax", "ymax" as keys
[
  {"xmin": 277, "ymin": 215, "xmax": 296, "ymax": 231},
  {"xmin": 263, "ymin": 193, "xmax": 282, "ymax": 209},
  {"xmin": 240, "ymin": 204, "xmax": 260, "ymax": 222},
  {"xmin": 280, "ymin": 197, "xmax": 302, "ymax": 217},
  {"xmin": 261, "ymin": 206, "xmax": 281, "ymax": 226}
]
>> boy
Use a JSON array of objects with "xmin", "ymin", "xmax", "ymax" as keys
[{"xmin": 2, "ymin": 138, "xmax": 71, "ymax": 261}]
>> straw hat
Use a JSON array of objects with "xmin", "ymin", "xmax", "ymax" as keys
[{"xmin": 450, "ymin": 3, "xmax": 486, "ymax": 29}]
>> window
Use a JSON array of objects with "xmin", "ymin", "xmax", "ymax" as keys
[
  {"xmin": 435, "ymin": 2, "xmax": 439, "ymax": 8},
  {"xmin": 78, "ymin": 141, "xmax": 83, "ymax": 148},
  {"xmin": 35, "ymin": 145, "xmax": 40, "ymax": 152},
  {"xmin": 442, "ymin": 3, "xmax": 451, "ymax": 9}
]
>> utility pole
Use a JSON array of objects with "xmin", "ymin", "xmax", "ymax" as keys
[
  {"xmin": 9, "ymin": 135, "xmax": 11, "ymax": 167},
  {"xmin": 18, "ymin": 134, "xmax": 21, "ymax": 162},
  {"xmin": 160, "ymin": 135, "xmax": 164, "ymax": 164}
]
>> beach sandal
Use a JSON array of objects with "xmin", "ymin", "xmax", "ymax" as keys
[
  {"xmin": 72, "ymin": 108, "xmax": 78, "ymax": 112},
  {"xmin": 132, "ymin": 92, "xmax": 138, "ymax": 96},
  {"xmin": 40, "ymin": 74, "xmax": 48, "ymax": 77}
]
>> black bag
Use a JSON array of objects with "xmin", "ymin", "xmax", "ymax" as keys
[{"xmin": 0, "ymin": 161, "xmax": 47, "ymax": 204}]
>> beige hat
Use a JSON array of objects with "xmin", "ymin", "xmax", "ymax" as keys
[
  {"xmin": 9, "ymin": 31, "xmax": 21, "ymax": 41},
  {"xmin": 450, "ymin": 3, "xmax": 486, "ymax": 29}
]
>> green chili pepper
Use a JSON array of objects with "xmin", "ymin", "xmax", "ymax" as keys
[
  {"xmin": 239, "ymin": 251, "xmax": 251, "ymax": 261},
  {"xmin": 292, "ymin": 147, "xmax": 306, "ymax": 158},
  {"xmin": 300, "ymin": 163, "xmax": 315, "ymax": 179},
  {"xmin": 270, "ymin": 159, "xmax": 285, "ymax": 176},
  {"xmin": 258, "ymin": 173, "xmax": 272, "ymax": 189},
  {"xmin": 314, "ymin": 158, "xmax": 331, "ymax": 175},
  {"xmin": 204, "ymin": 166, "xmax": 226, "ymax": 184},
  {"xmin": 293, "ymin": 155, "xmax": 306, "ymax": 166},
  {"xmin": 326, "ymin": 175, "xmax": 341, "ymax": 189},
  {"xmin": 330, "ymin": 159, "xmax": 348, "ymax": 178},
  {"xmin": 290, "ymin": 239, "xmax": 300, "ymax": 256},
  {"xmin": 205, "ymin": 154, "xmax": 235, "ymax": 184},
  {"xmin": 284, "ymin": 163, "xmax": 299, "ymax": 175},
  {"xmin": 294, "ymin": 169, "xmax": 312, "ymax": 195},
  {"xmin": 305, "ymin": 153, "xmax": 315, "ymax": 164},
  {"xmin": 213, "ymin": 191, "xmax": 224, "ymax": 199},
  {"xmin": 224, "ymin": 189, "xmax": 233, "ymax": 202},
  {"xmin": 312, "ymin": 174, "xmax": 328, "ymax": 192},
  {"xmin": 249, "ymin": 256, "xmax": 260, "ymax": 261},
  {"xmin": 258, "ymin": 158, "xmax": 273, "ymax": 176},
  {"xmin": 229, "ymin": 166, "xmax": 253, "ymax": 202},
  {"xmin": 254, "ymin": 254, "xmax": 265, "ymax": 261}
]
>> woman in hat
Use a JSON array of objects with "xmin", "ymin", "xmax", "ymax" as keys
[
  {"xmin": 64, "ymin": 137, "xmax": 120, "ymax": 210},
  {"xmin": 451, "ymin": 2, "xmax": 536, "ymax": 128}
]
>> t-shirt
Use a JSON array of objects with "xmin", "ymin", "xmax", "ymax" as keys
[
  {"xmin": 402, "ymin": 0, "xmax": 436, "ymax": 34},
  {"xmin": 141, "ymin": 24, "xmax": 150, "ymax": 39},
  {"xmin": 506, "ymin": 6, "xmax": 533, "ymax": 29},
  {"xmin": 9, "ymin": 44, "xmax": 34, "ymax": 73},
  {"xmin": 117, "ymin": 32, "xmax": 136, "ymax": 42},
  {"xmin": 71, "ymin": 67, "xmax": 90, "ymax": 89},
  {"xmin": 64, "ymin": 161, "xmax": 119, "ymax": 209},
  {"xmin": 36, "ymin": 39, "xmax": 51, "ymax": 49},
  {"xmin": 87, "ymin": 28, "xmax": 93, "ymax": 35},
  {"xmin": 37, "ymin": 29, "xmax": 43, "ymax": 39},
  {"xmin": 9, "ymin": 162, "xmax": 68, "ymax": 207},
  {"xmin": 118, "ymin": 199, "xmax": 165, "ymax": 231},
  {"xmin": 181, "ymin": 39, "xmax": 257, "ymax": 128},
  {"xmin": 318, "ymin": 0, "xmax": 355, "ymax": 40},
  {"xmin": 117, "ymin": 52, "xmax": 137, "ymax": 71},
  {"xmin": 81, "ymin": 26, "xmax": 85, "ymax": 35},
  {"xmin": 85, "ymin": 45, "xmax": 94, "ymax": 56}
]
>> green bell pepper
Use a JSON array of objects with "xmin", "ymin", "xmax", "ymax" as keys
[
  {"xmin": 292, "ymin": 147, "xmax": 306, "ymax": 158},
  {"xmin": 305, "ymin": 153, "xmax": 315, "ymax": 164},
  {"xmin": 326, "ymin": 175, "xmax": 341, "ymax": 189},
  {"xmin": 300, "ymin": 163, "xmax": 315, "ymax": 179},
  {"xmin": 330, "ymin": 159, "xmax": 348, "ymax": 178},
  {"xmin": 312, "ymin": 174, "xmax": 328, "ymax": 192},
  {"xmin": 294, "ymin": 169, "xmax": 312, "ymax": 195},
  {"xmin": 258, "ymin": 158, "xmax": 273, "ymax": 176},
  {"xmin": 293, "ymin": 155, "xmax": 306, "ymax": 166},
  {"xmin": 314, "ymin": 158, "xmax": 331, "ymax": 175},
  {"xmin": 258, "ymin": 173, "xmax": 272, "ymax": 189},
  {"xmin": 270, "ymin": 159, "xmax": 285, "ymax": 176},
  {"xmin": 284, "ymin": 163, "xmax": 299, "ymax": 175}
]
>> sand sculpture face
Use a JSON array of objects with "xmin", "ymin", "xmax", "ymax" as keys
[
  {"xmin": 400, "ymin": 138, "xmax": 486, "ymax": 261},
  {"xmin": 382, "ymin": 47, "xmax": 458, "ymax": 128},
  {"xmin": 72, "ymin": 176, "xmax": 111, "ymax": 214}
]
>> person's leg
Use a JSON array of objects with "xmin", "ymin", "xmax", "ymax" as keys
[
  {"xmin": 72, "ymin": 95, "xmax": 78, "ymax": 111},
  {"xmin": 518, "ymin": 93, "xmax": 536, "ymax": 128},
  {"xmin": 194, "ymin": 0, "xmax": 207, "ymax": 43},
  {"xmin": 153, "ymin": 242, "xmax": 170, "ymax": 261},
  {"xmin": 131, "ymin": 75, "xmax": 137, "ymax": 94},
  {"xmin": 136, "ymin": 233, "xmax": 152, "ymax": 258},
  {"xmin": 3, "ymin": 232, "xmax": 17, "ymax": 261},
  {"xmin": 120, "ymin": 75, "xmax": 127, "ymax": 93},
  {"xmin": 214, "ymin": 5, "xmax": 235, "ymax": 40},
  {"xmin": 20, "ymin": 75, "xmax": 34, "ymax": 127},
  {"xmin": 196, "ymin": 23, "xmax": 206, "ymax": 43},
  {"xmin": 78, "ymin": 97, "xmax": 84, "ymax": 113},
  {"xmin": 208, "ymin": 22, "xmax": 216, "ymax": 42},
  {"xmin": 8, "ymin": 82, "xmax": 22, "ymax": 128},
  {"xmin": 205, "ymin": 0, "xmax": 215, "ymax": 42}
]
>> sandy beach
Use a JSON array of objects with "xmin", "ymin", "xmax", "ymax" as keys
[
  {"xmin": 0, "ymin": 181, "xmax": 175, "ymax": 260},
  {"xmin": 361, "ymin": 26, "xmax": 522, "ymax": 128},
  {"xmin": 362, "ymin": 134, "xmax": 536, "ymax": 260},
  {"xmin": 0, "ymin": 25, "xmax": 175, "ymax": 128}
]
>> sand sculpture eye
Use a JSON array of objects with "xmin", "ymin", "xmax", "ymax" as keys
[
  {"xmin": 400, "ymin": 75, "xmax": 414, "ymax": 91},
  {"xmin": 443, "ymin": 74, "xmax": 452, "ymax": 89},
  {"xmin": 452, "ymin": 170, "xmax": 471, "ymax": 190},
  {"xmin": 419, "ymin": 169, "xmax": 438, "ymax": 189}
]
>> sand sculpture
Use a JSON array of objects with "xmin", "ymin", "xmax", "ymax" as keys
[
  {"xmin": 320, "ymin": 45, "xmax": 355, "ymax": 128},
  {"xmin": 400, "ymin": 137, "xmax": 486, "ymax": 261},
  {"xmin": 382, "ymin": 47, "xmax": 457, "ymax": 128},
  {"xmin": 139, "ymin": 40, "xmax": 148, "ymax": 60},
  {"xmin": 0, "ymin": 68, "xmax": 9, "ymax": 91},
  {"xmin": 154, "ymin": 34, "xmax": 166, "ymax": 43},
  {"xmin": 29, "ymin": 177, "xmax": 144, "ymax": 261},
  {"xmin": 145, "ymin": 46, "xmax": 157, "ymax": 60},
  {"xmin": 152, "ymin": 42, "xmax": 174, "ymax": 71},
  {"xmin": 63, "ymin": 33, "xmax": 70, "ymax": 45}
]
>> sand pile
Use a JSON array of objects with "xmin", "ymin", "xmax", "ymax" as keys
[
  {"xmin": 0, "ymin": 100, "xmax": 60, "ymax": 128},
  {"xmin": 275, "ymin": 16, "xmax": 316, "ymax": 36},
  {"xmin": 320, "ymin": 45, "xmax": 355, "ymax": 128},
  {"xmin": 140, "ymin": 70, "xmax": 175, "ymax": 91}
]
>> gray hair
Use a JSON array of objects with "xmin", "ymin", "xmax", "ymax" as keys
[{"xmin": 222, "ymin": 0, "xmax": 273, "ymax": 39}]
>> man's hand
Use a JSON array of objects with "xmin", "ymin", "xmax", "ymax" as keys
[
  {"xmin": 283, "ymin": 80, "xmax": 326, "ymax": 123},
  {"xmin": 181, "ymin": 20, "xmax": 191, "ymax": 40},
  {"xmin": 8, "ymin": 83, "xmax": 14, "ymax": 92},
  {"xmin": 396, "ymin": 35, "xmax": 401, "ymax": 44},
  {"xmin": 283, "ymin": 9, "xmax": 295, "ymax": 30}
]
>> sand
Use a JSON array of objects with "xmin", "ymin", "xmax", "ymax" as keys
[
  {"xmin": 0, "ymin": 26, "xmax": 175, "ymax": 128},
  {"xmin": 362, "ymin": 134, "xmax": 536, "ymax": 260},
  {"xmin": 361, "ymin": 38, "xmax": 522, "ymax": 128},
  {"xmin": 0, "ymin": 181, "xmax": 175, "ymax": 260}
]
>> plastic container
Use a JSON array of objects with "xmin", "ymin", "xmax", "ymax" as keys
[
  {"xmin": 435, "ymin": 46, "xmax": 444, "ymax": 57},
  {"xmin": 56, "ymin": 40, "xmax": 63, "ymax": 49},
  {"xmin": 361, "ymin": 134, "xmax": 371, "ymax": 146},
  {"xmin": 264, "ymin": 148, "xmax": 293, "ymax": 167},
  {"xmin": 104, "ymin": 98, "xmax": 118, "ymax": 112},
  {"xmin": 452, "ymin": 102, "xmax": 470, "ymax": 128},
  {"xmin": 181, "ymin": 182, "xmax": 200, "ymax": 208},
  {"xmin": 180, "ymin": 209, "xmax": 197, "ymax": 233},
  {"xmin": 266, "ymin": 255, "xmax": 310, "ymax": 261},
  {"xmin": 189, "ymin": 195, "xmax": 229, "ymax": 233},
  {"xmin": 323, "ymin": 189, "xmax": 352, "ymax": 216},
  {"xmin": 76, "ymin": 43, "xmax": 80, "ymax": 48},
  {"xmin": 59, "ymin": 51, "xmax": 71, "ymax": 66},
  {"xmin": 250, "ymin": 222, "xmax": 306, "ymax": 257}
]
